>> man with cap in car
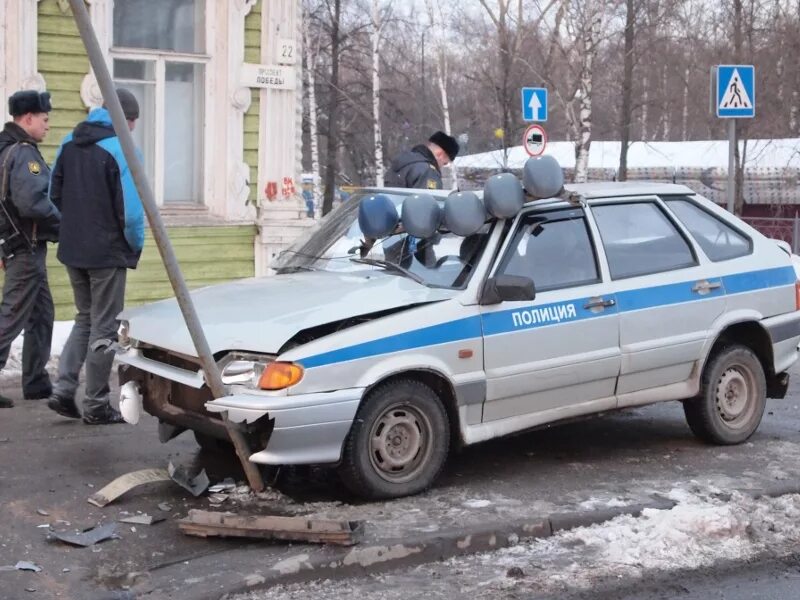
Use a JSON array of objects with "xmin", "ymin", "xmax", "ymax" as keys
[
  {"xmin": 47, "ymin": 88, "xmax": 144, "ymax": 425},
  {"xmin": 0, "ymin": 90, "xmax": 61, "ymax": 408},
  {"xmin": 385, "ymin": 130, "xmax": 459, "ymax": 190}
]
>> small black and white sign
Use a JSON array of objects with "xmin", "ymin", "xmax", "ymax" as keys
[{"xmin": 523, "ymin": 124, "xmax": 547, "ymax": 157}]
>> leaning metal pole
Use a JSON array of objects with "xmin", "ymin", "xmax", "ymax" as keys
[{"xmin": 67, "ymin": 0, "xmax": 265, "ymax": 492}]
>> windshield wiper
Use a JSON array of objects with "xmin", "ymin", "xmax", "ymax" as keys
[{"xmin": 349, "ymin": 257, "xmax": 427, "ymax": 285}]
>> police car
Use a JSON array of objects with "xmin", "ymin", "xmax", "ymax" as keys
[{"xmin": 116, "ymin": 157, "xmax": 800, "ymax": 499}]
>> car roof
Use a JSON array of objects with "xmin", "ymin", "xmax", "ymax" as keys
[
  {"xmin": 563, "ymin": 182, "xmax": 696, "ymax": 198},
  {"xmin": 364, "ymin": 182, "xmax": 696, "ymax": 201}
]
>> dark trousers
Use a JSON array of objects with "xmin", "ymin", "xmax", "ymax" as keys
[
  {"xmin": 54, "ymin": 266, "xmax": 126, "ymax": 415},
  {"xmin": 0, "ymin": 243, "xmax": 54, "ymax": 396}
]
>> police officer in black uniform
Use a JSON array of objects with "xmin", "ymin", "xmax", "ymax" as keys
[
  {"xmin": 0, "ymin": 90, "xmax": 60, "ymax": 408},
  {"xmin": 385, "ymin": 130, "xmax": 460, "ymax": 190}
]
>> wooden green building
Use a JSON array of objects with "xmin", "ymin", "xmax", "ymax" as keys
[{"xmin": 2, "ymin": 0, "xmax": 311, "ymax": 319}]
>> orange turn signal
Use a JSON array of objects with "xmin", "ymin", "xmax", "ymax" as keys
[{"xmin": 258, "ymin": 361, "xmax": 304, "ymax": 390}]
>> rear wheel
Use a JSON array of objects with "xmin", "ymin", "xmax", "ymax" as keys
[
  {"xmin": 338, "ymin": 379, "xmax": 449, "ymax": 499},
  {"xmin": 683, "ymin": 345, "xmax": 766, "ymax": 445}
]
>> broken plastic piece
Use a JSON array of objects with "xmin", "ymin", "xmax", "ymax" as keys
[
  {"xmin": 117, "ymin": 514, "xmax": 165, "ymax": 526},
  {"xmin": 208, "ymin": 478, "xmax": 236, "ymax": 493},
  {"xmin": 49, "ymin": 523, "xmax": 118, "ymax": 547},
  {"xmin": 15, "ymin": 561, "xmax": 42, "ymax": 572},
  {"xmin": 168, "ymin": 462, "xmax": 210, "ymax": 497},
  {"xmin": 88, "ymin": 469, "xmax": 171, "ymax": 507}
]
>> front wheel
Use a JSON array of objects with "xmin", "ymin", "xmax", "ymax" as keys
[
  {"xmin": 338, "ymin": 379, "xmax": 450, "ymax": 499},
  {"xmin": 683, "ymin": 345, "xmax": 766, "ymax": 445}
]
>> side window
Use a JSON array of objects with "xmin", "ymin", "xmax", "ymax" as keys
[
  {"xmin": 592, "ymin": 202, "xmax": 696, "ymax": 279},
  {"xmin": 500, "ymin": 210, "xmax": 599, "ymax": 292},
  {"xmin": 664, "ymin": 197, "xmax": 751, "ymax": 261}
]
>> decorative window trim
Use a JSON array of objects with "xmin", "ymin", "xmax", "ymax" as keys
[{"xmin": 2, "ymin": 0, "xmax": 47, "ymax": 120}]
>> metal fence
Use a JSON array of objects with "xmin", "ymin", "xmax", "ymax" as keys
[{"xmin": 743, "ymin": 216, "xmax": 800, "ymax": 253}]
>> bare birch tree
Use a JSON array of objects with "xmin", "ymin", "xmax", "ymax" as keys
[
  {"xmin": 425, "ymin": 0, "xmax": 457, "ymax": 187},
  {"xmin": 303, "ymin": 1, "xmax": 323, "ymax": 208}
]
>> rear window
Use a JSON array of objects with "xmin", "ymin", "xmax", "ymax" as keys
[
  {"xmin": 592, "ymin": 201, "xmax": 696, "ymax": 279},
  {"xmin": 664, "ymin": 197, "xmax": 751, "ymax": 262}
]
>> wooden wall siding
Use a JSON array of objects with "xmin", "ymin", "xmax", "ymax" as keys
[
  {"xmin": 38, "ymin": 0, "xmax": 90, "ymax": 164},
  {"xmin": 244, "ymin": 1, "xmax": 262, "ymax": 204},
  {"xmin": 0, "ymin": 226, "xmax": 257, "ymax": 321}
]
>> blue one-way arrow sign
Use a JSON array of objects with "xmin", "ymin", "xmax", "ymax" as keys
[{"xmin": 521, "ymin": 87, "xmax": 548, "ymax": 122}]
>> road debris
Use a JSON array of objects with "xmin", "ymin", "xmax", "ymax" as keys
[
  {"xmin": 117, "ymin": 514, "xmax": 165, "ymax": 526},
  {"xmin": 87, "ymin": 469, "xmax": 171, "ymax": 507},
  {"xmin": 208, "ymin": 478, "xmax": 236, "ymax": 493},
  {"xmin": 49, "ymin": 523, "xmax": 119, "ymax": 547},
  {"xmin": 168, "ymin": 462, "xmax": 209, "ymax": 497},
  {"xmin": 157, "ymin": 502, "xmax": 172, "ymax": 512},
  {"xmin": 14, "ymin": 562, "xmax": 41, "ymax": 572},
  {"xmin": 178, "ymin": 510, "xmax": 363, "ymax": 546},
  {"xmin": 36, "ymin": 509, "xmax": 49, "ymax": 516}
]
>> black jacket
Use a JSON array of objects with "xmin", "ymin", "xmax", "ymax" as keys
[
  {"xmin": 385, "ymin": 145, "xmax": 443, "ymax": 190},
  {"xmin": 50, "ymin": 109, "xmax": 145, "ymax": 269},
  {"xmin": 0, "ymin": 123, "xmax": 60, "ymax": 255}
]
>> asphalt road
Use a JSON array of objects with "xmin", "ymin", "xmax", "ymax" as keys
[{"xmin": 2, "ymin": 363, "xmax": 800, "ymax": 599}]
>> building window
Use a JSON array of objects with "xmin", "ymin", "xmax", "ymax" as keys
[{"xmin": 111, "ymin": 0, "xmax": 207, "ymax": 205}]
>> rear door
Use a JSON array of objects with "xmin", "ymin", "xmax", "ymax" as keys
[
  {"xmin": 480, "ymin": 206, "xmax": 621, "ymax": 422},
  {"xmin": 589, "ymin": 197, "xmax": 727, "ymax": 403}
]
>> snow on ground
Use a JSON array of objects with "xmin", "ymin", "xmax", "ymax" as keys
[
  {"xmin": 455, "ymin": 138, "xmax": 800, "ymax": 171},
  {"xmin": 234, "ymin": 488, "xmax": 800, "ymax": 600},
  {"xmin": 2, "ymin": 321, "xmax": 73, "ymax": 378}
]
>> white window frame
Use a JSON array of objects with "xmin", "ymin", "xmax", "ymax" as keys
[
  {"xmin": 108, "ymin": 0, "xmax": 214, "ymax": 208},
  {"xmin": 110, "ymin": 47, "xmax": 210, "ymax": 206}
]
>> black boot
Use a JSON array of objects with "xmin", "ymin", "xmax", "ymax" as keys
[
  {"xmin": 47, "ymin": 395, "xmax": 81, "ymax": 419},
  {"xmin": 0, "ymin": 394, "xmax": 13, "ymax": 408}
]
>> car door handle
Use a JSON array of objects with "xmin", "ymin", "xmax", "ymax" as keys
[
  {"xmin": 692, "ymin": 280, "xmax": 722, "ymax": 294},
  {"xmin": 584, "ymin": 297, "xmax": 616, "ymax": 310}
]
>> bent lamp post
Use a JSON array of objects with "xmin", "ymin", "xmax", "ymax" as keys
[{"xmin": 67, "ymin": 0, "xmax": 265, "ymax": 492}]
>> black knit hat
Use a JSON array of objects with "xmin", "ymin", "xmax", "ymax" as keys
[
  {"xmin": 103, "ymin": 87, "xmax": 139, "ymax": 120},
  {"xmin": 428, "ymin": 130, "xmax": 459, "ymax": 161},
  {"xmin": 8, "ymin": 90, "xmax": 52, "ymax": 116}
]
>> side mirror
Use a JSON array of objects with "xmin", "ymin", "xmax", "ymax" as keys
[{"xmin": 480, "ymin": 274, "xmax": 536, "ymax": 305}]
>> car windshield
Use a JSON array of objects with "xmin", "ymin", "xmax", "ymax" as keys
[{"xmin": 273, "ymin": 191, "xmax": 492, "ymax": 289}]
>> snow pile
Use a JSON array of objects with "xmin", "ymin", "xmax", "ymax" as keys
[
  {"xmin": 455, "ymin": 138, "xmax": 800, "ymax": 171},
  {"xmin": 234, "ymin": 489, "xmax": 800, "ymax": 599},
  {"xmin": 2, "ymin": 321, "xmax": 74, "ymax": 379}
]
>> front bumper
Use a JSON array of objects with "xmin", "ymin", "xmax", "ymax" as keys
[{"xmin": 205, "ymin": 388, "xmax": 364, "ymax": 465}]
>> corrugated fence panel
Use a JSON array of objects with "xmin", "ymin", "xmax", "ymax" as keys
[{"xmin": 1, "ymin": 226, "xmax": 256, "ymax": 321}]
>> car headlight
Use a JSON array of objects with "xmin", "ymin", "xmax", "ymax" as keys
[{"xmin": 220, "ymin": 355, "xmax": 304, "ymax": 391}]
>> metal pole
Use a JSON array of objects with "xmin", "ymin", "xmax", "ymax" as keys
[
  {"xmin": 727, "ymin": 119, "xmax": 736, "ymax": 213},
  {"xmin": 67, "ymin": 0, "xmax": 265, "ymax": 492}
]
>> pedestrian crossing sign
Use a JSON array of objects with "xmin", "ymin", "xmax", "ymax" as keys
[{"xmin": 716, "ymin": 65, "xmax": 755, "ymax": 118}]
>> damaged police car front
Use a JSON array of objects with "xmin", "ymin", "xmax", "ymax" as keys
[{"xmin": 117, "ymin": 157, "xmax": 800, "ymax": 499}]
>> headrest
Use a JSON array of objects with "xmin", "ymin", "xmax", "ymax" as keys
[
  {"xmin": 444, "ymin": 191, "xmax": 486, "ymax": 236},
  {"xmin": 401, "ymin": 194, "xmax": 441, "ymax": 238},
  {"xmin": 522, "ymin": 155, "xmax": 564, "ymax": 199},
  {"xmin": 483, "ymin": 172, "xmax": 525, "ymax": 218},
  {"xmin": 358, "ymin": 194, "xmax": 398, "ymax": 238}
]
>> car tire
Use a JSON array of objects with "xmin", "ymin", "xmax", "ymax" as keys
[
  {"xmin": 193, "ymin": 431, "xmax": 234, "ymax": 454},
  {"xmin": 683, "ymin": 345, "xmax": 767, "ymax": 445},
  {"xmin": 338, "ymin": 379, "xmax": 450, "ymax": 499}
]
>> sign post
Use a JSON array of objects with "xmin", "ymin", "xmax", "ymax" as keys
[{"xmin": 715, "ymin": 65, "xmax": 755, "ymax": 213}]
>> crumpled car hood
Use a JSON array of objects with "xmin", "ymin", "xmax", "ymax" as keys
[{"xmin": 120, "ymin": 270, "xmax": 457, "ymax": 357}]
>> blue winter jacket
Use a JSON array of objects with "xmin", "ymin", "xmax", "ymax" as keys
[{"xmin": 50, "ymin": 108, "xmax": 145, "ymax": 269}]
